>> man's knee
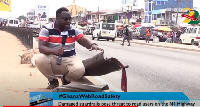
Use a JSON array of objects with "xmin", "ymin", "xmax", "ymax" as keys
[
  {"xmin": 74, "ymin": 64, "xmax": 85, "ymax": 79},
  {"xmin": 68, "ymin": 63, "xmax": 85, "ymax": 80},
  {"xmin": 35, "ymin": 54, "xmax": 49, "ymax": 66}
]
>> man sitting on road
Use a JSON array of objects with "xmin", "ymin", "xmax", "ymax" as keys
[{"xmin": 35, "ymin": 7, "xmax": 102, "ymax": 89}]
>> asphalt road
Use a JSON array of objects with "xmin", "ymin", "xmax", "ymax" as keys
[{"xmin": 75, "ymin": 36, "xmax": 200, "ymax": 99}]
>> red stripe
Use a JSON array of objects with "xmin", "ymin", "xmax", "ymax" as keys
[
  {"xmin": 3, "ymin": 106, "xmax": 138, "ymax": 107},
  {"xmin": 49, "ymin": 36, "xmax": 76, "ymax": 43},
  {"xmin": 76, "ymin": 34, "xmax": 84, "ymax": 41},
  {"xmin": 182, "ymin": 14, "xmax": 196, "ymax": 20},
  {"xmin": 38, "ymin": 36, "xmax": 49, "ymax": 41}
]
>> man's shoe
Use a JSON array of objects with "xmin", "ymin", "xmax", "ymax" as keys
[
  {"xmin": 128, "ymin": 44, "xmax": 131, "ymax": 46},
  {"xmin": 47, "ymin": 79, "xmax": 59, "ymax": 90},
  {"xmin": 62, "ymin": 74, "xmax": 71, "ymax": 85},
  {"xmin": 121, "ymin": 43, "xmax": 124, "ymax": 46}
]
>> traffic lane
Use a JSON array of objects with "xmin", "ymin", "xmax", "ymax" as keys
[{"xmin": 75, "ymin": 38, "xmax": 200, "ymax": 99}]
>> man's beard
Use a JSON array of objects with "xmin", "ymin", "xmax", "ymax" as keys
[{"xmin": 64, "ymin": 24, "xmax": 70, "ymax": 30}]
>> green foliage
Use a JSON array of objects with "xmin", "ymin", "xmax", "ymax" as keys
[{"xmin": 18, "ymin": 15, "xmax": 27, "ymax": 21}]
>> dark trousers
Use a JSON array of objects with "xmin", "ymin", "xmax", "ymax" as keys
[
  {"xmin": 146, "ymin": 36, "xmax": 150, "ymax": 43},
  {"xmin": 171, "ymin": 37, "xmax": 174, "ymax": 43},
  {"xmin": 122, "ymin": 35, "xmax": 130, "ymax": 45}
]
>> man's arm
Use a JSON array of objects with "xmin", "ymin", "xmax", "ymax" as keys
[
  {"xmin": 38, "ymin": 27, "xmax": 55, "ymax": 55},
  {"xmin": 77, "ymin": 36, "xmax": 93, "ymax": 49},
  {"xmin": 75, "ymin": 28, "xmax": 102, "ymax": 51},
  {"xmin": 38, "ymin": 27, "xmax": 64, "ymax": 55},
  {"xmin": 77, "ymin": 36, "xmax": 102, "ymax": 51},
  {"xmin": 39, "ymin": 41, "xmax": 54, "ymax": 55},
  {"xmin": 39, "ymin": 40, "xmax": 64, "ymax": 55}
]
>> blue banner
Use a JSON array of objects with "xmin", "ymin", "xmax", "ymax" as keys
[
  {"xmin": 53, "ymin": 92, "xmax": 189, "ymax": 100},
  {"xmin": 29, "ymin": 92, "xmax": 191, "ymax": 106},
  {"xmin": 30, "ymin": 92, "xmax": 189, "ymax": 101}
]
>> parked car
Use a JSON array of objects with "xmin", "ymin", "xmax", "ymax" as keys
[
  {"xmin": 132, "ymin": 27, "xmax": 141, "ymax": 38},
  {"xmin": 180, "ymin": 26, "xmax": 199, "ymax": 45},
  {"xmin": 85, "ymin": 26, "xmax": 95, "ymax": 35},
  {"xmin": 27, "ymin": 23, "xmax": 41, "ymax": 29},
  {"xmin": 6, "ymin": 18, "xmax": 19, "ymax": 27},
  {"xmin": 157, "ymin": 31, "xmax": 168, "ymax": 42},
  {"xmin": 134, "ymin": 26, "xmax": 154, "ymax": 40}
]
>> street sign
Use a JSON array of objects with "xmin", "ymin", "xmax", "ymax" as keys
[
  {"xmin": 35, "ymin": 4, "xmax": 49, "ymax": 24},
  {"xmin": 0, "ymin": 0, "xmax": 11, "ymax": 12}
]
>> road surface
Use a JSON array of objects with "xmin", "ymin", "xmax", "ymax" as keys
[{"xmin": 76, "ymin": 37, "xmax": 200, "ymax": 99}]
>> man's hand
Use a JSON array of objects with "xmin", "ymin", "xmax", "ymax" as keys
[
  {"xmin": 52, "ymin": 46, "xmax": 64, "ymax": 55},
  {"xmin": 89, "ymin": 44, "xmax": 103, "ymax": 51},
  {"xmin": 77, "ymin": 36, "xmax": 103, "ymax": 51}
]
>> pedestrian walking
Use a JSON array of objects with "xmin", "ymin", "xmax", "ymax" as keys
[
  {"xmin": 174, "ymin": 31, "xmax": 178, "ymax": 43},
  {"xmin": 176, "ymin": 30, "xmax": 182, "ymax": 42},
  {"xmin": 145, "ymin": 27, "xmax": 151, "ymax": 43},
  {"xmin": 121, "ymin": 25, "xmax": 131, "ymax": 46},
  {"xmin": 165, "ymin": 31, "xmax": 171, "ymax": 43},
  {"xmin": 171, "ymin": 31, "xmax": 175, "ymax": 43}
]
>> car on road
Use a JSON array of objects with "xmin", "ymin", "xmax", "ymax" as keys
[
  {"xmin": 92, "ymin": 21, "xmax": 117, "ymax": 41},
  {"xmin": 85, "ymin": 25, "xmax": 95, "ymax": 35}
]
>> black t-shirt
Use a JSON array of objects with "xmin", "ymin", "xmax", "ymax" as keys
[{"xmin": 124, "ymin": 27, "xmax": 129, "ymax": 36}]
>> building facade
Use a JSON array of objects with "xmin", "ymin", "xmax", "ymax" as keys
[
  {"xmin": 121, "ymin": 0, "xmax": 143, "ymax": 23},
  {"xmin": 144, "ymin": 0, "xmax": 193, "ymax": 25},
  {"xmin": 66, "ymin": 0, "xmax": 87, "ymax": 17},
  {"xmin": 144, "ymin": 0, "xmax": 153, "ymax": 23}
]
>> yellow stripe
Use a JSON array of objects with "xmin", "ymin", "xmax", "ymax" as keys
[{"xmin": 183, "ymin": 8, "xmax": 192, "ymax": 23}]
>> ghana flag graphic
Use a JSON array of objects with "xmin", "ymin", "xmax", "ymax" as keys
[{"xmin": 182, "ymin": 8, "xmax": 199, "ymax": 24}]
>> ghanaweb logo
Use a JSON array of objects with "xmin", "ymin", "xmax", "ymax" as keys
[
  {"xmin": 29, "ymin": 92, "xmax": 53, "ymax": 106},
  {"xmin": 182, "ymin": 8, "xmax": 199, "ymax": 24}
]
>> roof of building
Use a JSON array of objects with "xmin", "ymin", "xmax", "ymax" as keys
[
  {"xmin": 91, "ymin": 9, "xmax": 110, "ymax": 14},
  {"xmin": 101, "ymin": 9, "xmax": 122, "ymax": 15},
  {"xmin": 49, "ymin": 16, "xmax": 56, "ymax": 18}
]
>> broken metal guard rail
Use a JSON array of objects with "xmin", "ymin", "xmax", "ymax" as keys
[{"xmin": 1, "ymin": 26, "xmax": 33, "ymax": 49}]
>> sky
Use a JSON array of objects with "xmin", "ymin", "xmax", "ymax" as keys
[
  {"xmin": 193, "ymin": 0, "xmax": 200, "ymax": 12},
  {"xmin": 0, "ymin": 0, "xmax": 145, "ymax": 18},
  {"xmin": 1, "ymin": 0, "xmax": 199, "ymax": 19}
]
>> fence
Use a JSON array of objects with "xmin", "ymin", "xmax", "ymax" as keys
[{"xmin": 0, "ymin": 26, "xmax": 33, "ymax": 49}]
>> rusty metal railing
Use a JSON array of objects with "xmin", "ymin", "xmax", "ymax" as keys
[{"xmin": 1, "ymin": 26, "xmax": 33, "ymax": 49}]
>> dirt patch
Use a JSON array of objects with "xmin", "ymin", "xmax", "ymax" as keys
[
  {"xmin": 0, "ymin": 31, "xmax": 101, "ymax": 106},
  {"xmin": 19, "ymin": 49, "xmax": 38, "ymax": 64},
  {"xmin": 0, "ymin": 31, "xmax": 48, "ymax": 106}
]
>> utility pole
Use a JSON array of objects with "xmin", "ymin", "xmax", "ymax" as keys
[
  {"xmin": 170, "ymin": 7, "xmax": 173, "ymax": 26},
  {"xmin": 127, "ymin": 6, "xmax": 130, "ymax": 24},
  {"xmin": 98, "ymin": 6, "xmax": 99, "ymax": 22},
  {"xmin": 122, "ymin": 7, "xmax": 124, "ymax": 24},
  {"xmin": 175, "ymin": 0, "xmax": 181, "ymax": 25},
  {"xmin": 78, "ymin": 11, "xmax": 80, "ymax": 22}
]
